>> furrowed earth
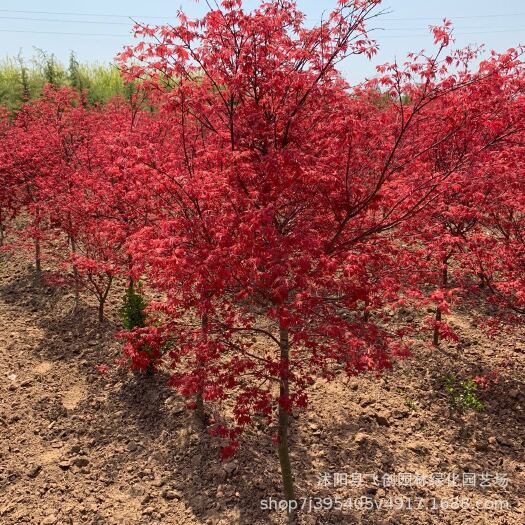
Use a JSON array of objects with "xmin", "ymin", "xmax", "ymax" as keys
[{"xmin": 0, "ymin": 252, "xmax": 523, "ymax": 525}]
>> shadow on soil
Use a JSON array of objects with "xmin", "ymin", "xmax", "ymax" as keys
[{"xmin": 0, "ymin": 265, "xmax": 523, "ymax": 524}]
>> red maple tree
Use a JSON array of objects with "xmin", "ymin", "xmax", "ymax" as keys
[{"xmin": 117, "ymin": 0, "xmax": 525, "ymax": 504}]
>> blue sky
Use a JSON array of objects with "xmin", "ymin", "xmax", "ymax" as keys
[{"xmin": 0, "ymin": 0, "xmax": 524, "ymax": 82}]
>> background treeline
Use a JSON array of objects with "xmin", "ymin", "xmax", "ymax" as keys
[{"xmin": 0, "ymin": 51, "xmax": 128, "ymax": 109}]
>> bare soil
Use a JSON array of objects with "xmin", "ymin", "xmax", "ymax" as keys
[{"xmin": 0, "ymin": 253, "xmax": 523, "ymax": 525}]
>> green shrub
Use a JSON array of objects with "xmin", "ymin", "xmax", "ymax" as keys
[
  {"xmin": 444, "ymin": 374, "xmax": 485, "ymax": 413},
  {"xmin": 121, "ymin": 282, "xmax": 147, "ymax": 330}
]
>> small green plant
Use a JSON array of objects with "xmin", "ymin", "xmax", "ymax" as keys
[
  {"xmin": 444, "ymin": 374, "xmax": 485, "ymax": 413},
  {"xmin": 404, "ymin": 398, "xmax": 418, "ymax": 412},
  {"xmin": 121, "ymin": 282, "xmax": 157, "ymax": 375},
  {"xmin": 121, "ymin": 282, "xmax": 147, "ymax": 330}
]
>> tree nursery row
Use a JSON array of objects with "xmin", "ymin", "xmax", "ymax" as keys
[{"xmin": 0, "ymin": 0, "xmax": 524, "ymax": 508}]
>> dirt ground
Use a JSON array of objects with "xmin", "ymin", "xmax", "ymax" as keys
[{"xmin": 0, "ymin": 251, "xmax": 523, "ymax": 525}]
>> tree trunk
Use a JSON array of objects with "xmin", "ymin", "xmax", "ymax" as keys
[
  {"xmin": 433, "ymin": 307, "xmax": 442, "ymax": 346},
  {"xmin": 195, "ymin": 314, "xmax": 208, "ymax": 426},
  {"xmin": 70, "ymin": 236, "xmax": 80, "ymax": 312},
  {"xmin": 433, "ymin": 256, "xmax": 449, "ymax": 347},
  {"xmin": 73, "ymin": 267, "xmax": 80, "ymax": 311},
  {"xmin": 34, "ymin": 238, "xmax": 42, "ymax": 281},
  {"xmin": 97, "ymin": 274, "xmax": 113, "ymax": 324},
  {"xmin": 0, "ymin": 213, "xmax": 4, "ymax": 246},
  {"xmin": 478, "ymin": 272, "xmax": 486, "ymax": 288},
  {"xmin": 98, "ymin": 300, "xmax": 105, "ymax": 323},
  {"xmin": 195, "ymin": 391, "xmax": 205, "ymax": 423},
  {"xmin": 278, "ymin": 326, "xmax": 296, "ymax": 514}
]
